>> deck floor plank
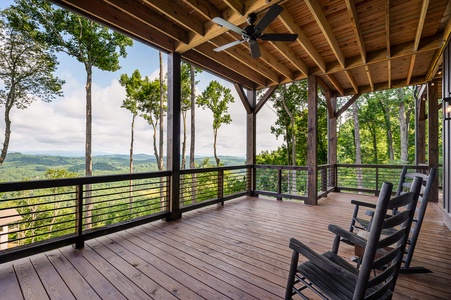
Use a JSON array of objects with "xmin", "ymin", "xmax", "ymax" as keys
[
  {"xmin": 1, "ymin": 193, "xmax": 450, "ymax": 300},
  {"xmin": 0, "ymin": 262, "xmax": 24, "ymax": 300},
  {"xmin": 45, "ymin": 249, "xmax": 101, "ymax": 300},
  {"xmin": 30, "ymin": 253, "xmax": 76, "ymax": 300},
  {"xmin": 14, "ymin": 258, "xmax": 49, "ymax": 300}
]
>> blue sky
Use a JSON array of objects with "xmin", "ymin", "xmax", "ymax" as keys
[{"xmin": 0, "ymin": 0, "xmax": 281, "ymax": 159}]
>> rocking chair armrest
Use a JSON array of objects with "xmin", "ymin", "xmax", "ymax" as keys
[
  {"xmin": 289, "ymin": 237, "xmax": 357, "ymax": 280},
  {"xmin": 350, "ymin": 199, "xmax": 377, "ymax": 209},
  {"xmin": 328, "ymin": 224, "xmax": 367, "ymax": 248}
]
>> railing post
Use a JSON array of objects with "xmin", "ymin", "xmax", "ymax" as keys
[
  {"xmin": 218, "ymin": 170, "xmax": 224, "ymax": 205},
  {"xmin": 75, "ymin": 184, "xmax": 84, "ymax": 249},
  {"xmin": 375, "ymin": 167, "xmax": 379, "ymax": 196},
  {"xmin": 277, "ymin": 168, "xmax": 282, "ymax": 200}
]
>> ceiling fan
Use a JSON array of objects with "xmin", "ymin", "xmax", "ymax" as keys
[{"xmin": 212, "ymin": 4, "xmax": 298, "ymax": 59}]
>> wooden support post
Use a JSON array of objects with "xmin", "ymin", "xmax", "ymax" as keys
[
  {"xmin": 428, "ymin": 80, "xmax": 439, "ymax": 203},
  {"xmin": 416, "ymin": 92, "xmax": 426, "ymax": 164},
  {"xmin": 166, "ymin": 52, "xmax": 182, "ymax": 220},
  {"xmin": 74, "ymin": 184, "xmax": 84, "ymax": 249},
  {"xmin": 307, "ymin": 76, "xmax": 318, "ymax": 205},
  {"xmin": 327, "ymin": 93, "xmax": 337, "ymax": 189},
  {"xmin": 247, "ymin": 88, "xmax": 257, "ymax": 196}
]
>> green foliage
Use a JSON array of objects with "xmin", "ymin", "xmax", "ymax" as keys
[
  {"xmin": 197, "ymin": 80, "xmax": 235, "ymax": 166},
  {"xmin": 0, "ymin": 8, "xmax": 64, "ymax": 164}
]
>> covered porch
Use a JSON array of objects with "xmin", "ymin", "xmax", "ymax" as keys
[{"xmin": 1, "ymin": 193, "xmax": 450, "ymax": 299}]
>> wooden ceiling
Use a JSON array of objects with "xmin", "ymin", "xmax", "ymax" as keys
[{"xmin": 49, "ymin": 0, "xmax": 451, "ymax": 95}]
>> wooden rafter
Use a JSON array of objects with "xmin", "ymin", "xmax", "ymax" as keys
[
  {"xmin": 385, "ymin": 0, "xmax": 391, "ymax": 58},
  {"xmin": 180, "ymin": 0, "xmax": 221, "ymax": 20},
  {"xmin": 414, "ymin": 0, "xmax": 430, "ymax": 52},
  {"xmin": 326, "ymin": 74, "xmax": 344, "ymax": 96},
  {"xmin": 345, "ymin": 0, "xmax": 366, "ymax": 64},
  {"xmin": 223, "ymin": 0, "xmax": 244, "ymax": 15},
  {"xmin": 407, "ymin": 55, "xmax": 416, "ymax": 85},
  {"xmin": 365, "ymin": 66, "xmax": 374, "ymax": 91},
  {"xmin": 388, "ymin": 60, "xmax": 392, "ymax": 88},
  {"xmin": 345, "ymin": 70, "xmax": 359, "ymax": 94},
  {"xmin": 264, "ymin": 27, "xmax": 309, "ymax": 76},
  {"xmin": 304, "ymin": 0, "xmax": 345, "ymax": 68},
  {"xmin": 278, "ymin": 7, "xmax": 326, "ymax": 73}
]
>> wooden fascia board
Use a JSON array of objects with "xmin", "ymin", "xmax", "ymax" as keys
[{"xmin": 56, "ymin": 0, "xmax": 176, "ymax": 51}]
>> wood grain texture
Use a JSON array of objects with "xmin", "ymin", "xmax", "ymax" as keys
[{"xmin": 1, "ymin": 194, "xmax": 450, "ymax": 299}]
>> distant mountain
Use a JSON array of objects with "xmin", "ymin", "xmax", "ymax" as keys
[{"xmin": 0, "ymin": 152, "xmax": 246, "ymax": 183}]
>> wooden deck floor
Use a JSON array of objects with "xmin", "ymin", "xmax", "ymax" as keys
[{"xmin": 1, "ymin": 193, "xmax": 450, "ymax": 300}]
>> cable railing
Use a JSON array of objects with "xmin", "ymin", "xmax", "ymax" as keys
[
  {"xmin": 0, "ymin": 171, "xmax": 170, "ymax": 263},
  {"xmin": 0, "ymin": 163, "xmax": 437, "ymax": 264},
  {"xmin": 179, "ymin": 165, "xmax": 251, "ymax": 212}
]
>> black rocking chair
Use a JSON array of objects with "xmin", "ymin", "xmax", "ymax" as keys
[
  {"xmin": 348, "ymin": 166, "xmax": 436, "ymax": 273},
  {"xmin": 285, "ymin": 178, "xmax": 422, "ymax": 300}
]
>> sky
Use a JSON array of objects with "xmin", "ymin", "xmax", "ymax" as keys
[{"xmin": 0, "ymin": 0, "xmax": 282, "ymax": 158}]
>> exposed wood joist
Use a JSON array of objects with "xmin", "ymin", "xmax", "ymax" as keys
[
  {"xmin": 143, "ymin": 0, "xmax": 204, "ymax": 36},
  {"xmin": 264, "ymin": 27, "xmax": 309, "ymax": 76},
  {"xmin": 388, "ymin": 60, "xmax": 392, "ymax": 88},
  {"xmin": 385, "ymin": 0, "xmax": 391, "ymax": 58},
  {"xmin": 223, "ymin": 0, "xmax": 244, "ymax": 15},
  {"xmin": 407, "ymin": 55, "xmax": 416, "ymax": 85},
  {"xmin": 326, "ymin": 74, "xmax": 344, "ymax": 96},
  {"xmin": 317, "ymin": 77, "xmax": 331, "ymax": 95},
  {"xmin": 345, "ymin": 0, "xmax": 366, "ymax": 64},
  {"xmin": 278, "ymin": 6, "xmax": 326, "ymax": 73},
  {"xmin": 345, "ymin": 70, "xmax": 359, "ymax": 94},
  {"xmin": 176, "ymin": 0, "xmax": 272, "ymax": 53},
  {"xmin": 210, "ymin": 35, "xmax": 281, "ymax": 84},
  {"xmin": 304, "ymin": 0, "xmax": 346, "ymax": 68},
  {"xmin": 180, "ymin": 0, "xmax": 221, "ymax": 20}
]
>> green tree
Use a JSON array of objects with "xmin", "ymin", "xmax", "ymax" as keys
[
  {"xmin": 197, "ymin": 80, "xmax": 234, "ymax": 166},
  {"xmin": 11, "ymin": 0, "xmax": 133, "ymax": 227},
  {"xmin": 0, "ymin": 8, "xmax": 64, "ymax": 164}
]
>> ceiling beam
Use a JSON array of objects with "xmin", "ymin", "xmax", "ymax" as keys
[
  {"xmin": 176, "ymin": 0, "xmax": 272, "ymax": 53},
  {"xmin": 365, "ymin": 66, "xmax": 374, "ymax": 91},
  {"xmin": 345, "ymin": 0, "xmax": 366, "ymax": 64},
  {"xmin": 278, "ymin": 6, "xmax": 326, "ymax": 72},
  {"xmin": 209, "ymin": 35, "xmax": 281, "ymax": 84},
  {"xmin": 326, "ymin": 74, "xmax": 344, "ymax": 96},
  {"xmin": 414, "ymin": 0, "xmax": 430, "ymax": 52},
  {"xmin": 265, "ymin": 27, "xmax": 309, "ymax": 76},
  {"xmin": 304, "ymin": 0, "xmax": 346, "ymax": 68},
  {"xmin": 180, "ymin": 0, "xmax": 221, "ymax": 20},
  {"xmin": 345, "ymin": 70, "xmax": 359, "ymax": 94},
  {"xmin": 143, "ymin": 1, "xmax": 204, "ymax": 35},
  {"xmin": 407, "ymin": 55, "xmax": 416, "ymax": 85},
  {"xmin": 223, "ymin": 0, "xmax": 244, "ymax": 15},
  {"xmin": 388, "ymin": 60, "xmax": 392, "ymax": 88}
]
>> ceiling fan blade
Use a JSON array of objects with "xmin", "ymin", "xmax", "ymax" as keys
[
  {"xmin": 213, "ymin": 39, "xmax": 244, "ymax": 52},
  {"xmin": 212, "ymin": 17, "xmax": 243, "ymax": 35},
  {"xmin": 254, "ymin": 4, "xmax": 283, "ymax": 34},
  {"xmin": 260, "ymin": 33, "xmax": 298, "ymax": 42},
  {"xmin": 249, "ymin": 42, "xmax": 261, "ymax": 59}
]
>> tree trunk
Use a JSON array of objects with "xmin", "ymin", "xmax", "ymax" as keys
[
  {"xmin": 353, "ymin": 103, "xmax": 363, "ymax": 189},
  {"xmin": 398, "ymin": 88, "xmax": 409, "ymax": 162},
  {"xmin": 85, "ymin": 65, "xmax": 93, "ymax": 229},
  {"xmin": 379, "ymin": 99, "xmax": 394, "ymax": 161},
  {"xmin": 213, "ymin": 129, "xmax": 220, "ymax": 166},
  {"xmin": 369, "ymin": 123, "xmax": 378, "ymax": 164},
  {"xmin": 0, "ymin": 97, "xmax": 13, "ymax": 165},
  {"xmin": 129, "ymin": 113, "xmax": 135, "ymax": 212},
  {"xmin": 158, "ymin": 52, "xmax": 164, "ymax": 171},
  {"xmin": 181, "ymin": 111, "xmax": 187, "ymax": 169},
  {"xmin": 189, "ymin": 64, "xmax": 196, "ymax": 169},
  {"xmin": 189, "ymin": 65, "xmax": 196, "ymax": 202}
]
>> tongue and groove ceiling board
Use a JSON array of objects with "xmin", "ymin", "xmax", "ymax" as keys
[{"xmin": 50, "ymin": 0, "xmax": 451, "ymax": 95}]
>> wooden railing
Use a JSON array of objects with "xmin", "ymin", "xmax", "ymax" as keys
[{"xmin": 0, "ymin": 163, "xmax": 434, "ymax": 263}]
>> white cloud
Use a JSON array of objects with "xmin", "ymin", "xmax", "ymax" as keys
[{"xmin": 1, "ymin": 58, "xmax": 281, "ymax": 159}]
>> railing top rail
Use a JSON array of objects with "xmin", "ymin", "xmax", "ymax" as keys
[
  {"xmin": 180, "ymin": 164, "xmax": 251, "ymax": 175},
  {"xmin": 335, "ymin": 164, "xmax": 429, "ymax": 169},
  {"xmin": 0, "ymin": 170, "xmax": 172, "ymax": 193},
  {"xmin": 255, "ymin": 164, "xmax": 308, "ymax": 170}
]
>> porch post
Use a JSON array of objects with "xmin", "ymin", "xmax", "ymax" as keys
[
  {"xmin": 246, "ymin": 88, "xmax": 257, "ymax": 196},
  {"xmin": 443, "ymin": 41, "xmax": 451, "ymax": 229},
  {"xmin": 166, "ymin": 52, "xmax": 182, "ymax": 220},
  {"xmin": 428, "ymin": 80, "xmax": 439, "ymax": 203},
  {"xmin": 327, "ymin": 93, "xmax": 337, "ymax": 189},
  {"xmin": 415, "ymin": 90, "xmax": 426, "ymax": 164},
  {"xmin": 307, "ymin": 76, "xmax": 318, "ymax": 205}
]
